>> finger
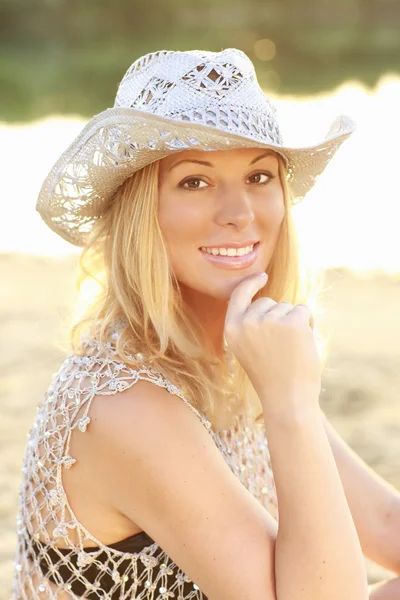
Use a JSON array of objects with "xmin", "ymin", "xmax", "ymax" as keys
[
  {"xmin": 225, "ymin": 273, "xmax": 268, "ymax": 323},
  {"xmin": 253, "ymin": 301, "xmax": 294, "ymax": 322},
  {"xmin": 244, "ymin": 296, "xmax": 277, "ymax": 319},
  {"xmin": 285, "ymin": 304, "xmax": 315, "ymax": 330},
  {"xmin": 263, "ymin": 301, "xmax": 294, "ymax": 317}
]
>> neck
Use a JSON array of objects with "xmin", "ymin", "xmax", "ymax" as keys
[{"xmin": 180, "ymin": 286, "xmax": 228, "ymax": 359}]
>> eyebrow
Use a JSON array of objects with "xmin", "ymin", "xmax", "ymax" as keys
[
  {"xmin": 250, "ymin": 150, "xmax": 276, "ymax": 165},
  {"xmin": 168, "ymin": 150, "xmax": 276, "ymax": 171}
]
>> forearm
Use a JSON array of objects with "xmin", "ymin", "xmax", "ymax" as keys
[
  {"xmin": 262, "ymin": 402, "xmax": 369, "ymax": 600},
  {"xmin": 373, "ymin": 496, "xmax": 400, "ymax": 575},
  {"xmin": 369, "ymin": 577, "xmax": 400, "ymax": 599},
  {"xmin": 320, "ymin": 410, "xmax": 400, "ymax": 576}
]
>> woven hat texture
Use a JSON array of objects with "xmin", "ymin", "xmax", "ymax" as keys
[{"xmin": 36, "ymin": 48, "xmax": 355, "ymax": 247}]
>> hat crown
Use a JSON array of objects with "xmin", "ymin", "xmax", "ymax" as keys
[{"xmin": 113, "ymin": 48, "xmax": 283, "ymax": 146}]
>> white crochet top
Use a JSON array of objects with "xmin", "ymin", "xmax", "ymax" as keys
[{"xmin": 13, "ymin": 332, "xmax": 278, "ymax": 599}]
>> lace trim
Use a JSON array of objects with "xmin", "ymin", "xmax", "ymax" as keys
[{"xmin": 13, "ymin": 333, "xmax": 277, "ymax": 599}]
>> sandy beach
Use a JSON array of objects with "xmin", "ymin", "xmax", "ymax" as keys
[{"xmin": 1, "ymin": 252, "xmax": 399, "ymax": 597}]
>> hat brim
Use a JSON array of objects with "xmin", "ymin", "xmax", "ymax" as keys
[{"xmin": 36, "ymin": 107, "xmax": 355, "ymax": 247}]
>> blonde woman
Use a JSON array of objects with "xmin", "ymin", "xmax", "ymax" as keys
[{"xmin": 13, "ymin": 49, "xmax": 400, "ymax": 600}]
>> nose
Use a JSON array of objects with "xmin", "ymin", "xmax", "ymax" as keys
[{"xmin": 214, "ymin": 186, "xmax": 255, "ymax": 230}]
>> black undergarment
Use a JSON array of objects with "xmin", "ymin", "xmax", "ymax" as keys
[{"xmin": 27, "ymin": 530, "xmax": 206, "ymax": 599}]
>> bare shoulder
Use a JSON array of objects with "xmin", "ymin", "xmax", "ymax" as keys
[
  {"xmin": 90, "ymin": 377, "xmax": 213, "ymax": 451},
  {"xmin": 79, "ymin": 378, "xmax": 222, "ymax": 510},
  {"xmin": 75, "ymin": 380, "xmax": 279, "ymax": 600}
]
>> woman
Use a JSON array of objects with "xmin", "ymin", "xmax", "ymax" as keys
[{"xmin": 13, "ymin": 49, "xmax": 400, "ymax": 599}]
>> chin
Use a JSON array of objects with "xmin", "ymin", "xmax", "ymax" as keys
[
  {"xmin": 207, "ymin": 285, "xmax": 233, "ymax": 302},
  {"xmin": 179, "ymin": 264, "xmax": 268, "ymax": 301},
  {"xmin": 199, "ymin": 277, "xmax": 249, "ymax": 301}
]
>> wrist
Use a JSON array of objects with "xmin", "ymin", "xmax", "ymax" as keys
[{"xmin": 259, "ymin": 390, "xmax": 322, "ymax": 427}]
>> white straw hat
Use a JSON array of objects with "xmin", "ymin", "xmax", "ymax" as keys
[{"xmin": 36, "ymin": 48, "xmax": 355, "ymax": 247}]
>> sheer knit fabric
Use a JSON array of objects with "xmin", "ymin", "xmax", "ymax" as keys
[{"xmin": 13, "ymin": 333, "xmax": 278, "ymax": 599}]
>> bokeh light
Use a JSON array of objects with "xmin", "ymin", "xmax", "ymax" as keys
[{"xmin": 253, "ymin": 38, "xmax": 276, "ymax": 61}]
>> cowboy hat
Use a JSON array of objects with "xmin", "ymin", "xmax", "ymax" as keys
[{"xmin": 36, "ymin": 48, "xmax": 355, "ymax": 247}]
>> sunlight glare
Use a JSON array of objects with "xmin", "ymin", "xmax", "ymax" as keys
[{"xmin": 1, "ymin": 75, "xmax": 400, "ymax": 273}]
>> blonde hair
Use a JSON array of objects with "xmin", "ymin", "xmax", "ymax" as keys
[{"xmin": 70, "ymin": 155, "xmax": 327, "ymax": 427}]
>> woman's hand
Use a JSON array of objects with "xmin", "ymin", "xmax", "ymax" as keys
[{"xmin": 225, "ymin": 272, "xmax": 322, "ymax": 414}]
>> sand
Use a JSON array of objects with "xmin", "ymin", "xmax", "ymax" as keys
[{"xmin": 1, "ymin": 252, "xmax": 399, "ymax": 597}]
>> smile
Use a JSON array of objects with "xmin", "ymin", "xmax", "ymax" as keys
[{"xmin": 198, "ymin": 242, "xmax": 260, "ymax": 270}]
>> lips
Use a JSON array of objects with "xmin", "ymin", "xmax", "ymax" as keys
[{"xmin": 199, "ymin": 242, "xmax": 260, "ymax": 270}]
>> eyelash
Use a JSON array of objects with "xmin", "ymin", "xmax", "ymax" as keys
[{"xmin": 179, "ymin": 171, "xmax": 274, "ymax": 191}]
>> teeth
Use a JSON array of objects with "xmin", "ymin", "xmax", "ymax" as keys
[{"xmin": 201, "ymin": 244, "xmax": 255, "ymax": 257}]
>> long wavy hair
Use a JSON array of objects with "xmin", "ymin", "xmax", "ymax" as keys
[{"xmin": 70, "ymin": 155, "xmax": 327, "ymax": 428}]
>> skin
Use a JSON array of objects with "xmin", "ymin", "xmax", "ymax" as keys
[
  {"xmin": 59, "ymin": 148, "xmax": 400, "ymax": 599},
  {"xmin": 158, "ymin": 148, "xmax": 285, "ymax": 356}
]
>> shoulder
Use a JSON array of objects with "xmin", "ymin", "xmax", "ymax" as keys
[
  {"xmin": 66, "ymin": 333, "xmax": 215, "ymax": 476},
  {"xmin": 90, "ymin": 376, "xmax": 213, "ymax": 454},
  {"xmin": 69, "ymin": 335, "xmax": 213, "ymax": 456},
  {"xmin": 76, "ymin": 375, "xmax": 228, "ymax": 523},
  {"xmin": 73, "ymin": 332, "xmax": 209, "ymax": 422}
]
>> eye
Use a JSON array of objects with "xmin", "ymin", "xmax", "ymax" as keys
[
  {"xmin": 180, "ymin": 177, "xmax": 209, "ymax": 190},
  {"xmin": 247, "ymin": 172, "xmax": 273, "ymax": 185}
]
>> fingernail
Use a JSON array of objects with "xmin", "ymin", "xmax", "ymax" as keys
[{"xmin": 257, "ymin": 272, "xmax": 267, "ymax": 277}]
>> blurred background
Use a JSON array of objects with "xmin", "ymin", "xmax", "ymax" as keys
[{"xmin": 1, "ymin": 0, "xmax": 400, "ymax": 596}]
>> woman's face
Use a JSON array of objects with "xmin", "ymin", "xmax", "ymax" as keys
[{"xmin": 158, "ymin": 148, "xmax": 285, "ymax": 300}]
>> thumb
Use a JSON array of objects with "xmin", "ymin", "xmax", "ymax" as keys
[{"xmin": 225, "ymin": 272, "xmax": 268, "ymax": 324}]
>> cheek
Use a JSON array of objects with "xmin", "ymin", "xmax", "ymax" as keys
[
  {"xmin": 158, "ymin": 198, "xmax": 201, "ymax": 285},
  {"xmin": 258, "ymin": 188, "xmax": 285, "ymax": 231},
  {"xmin": 158, "ymin": 191, "xmax": 204, "ymax": 248},
  {"xmin": 158, "ymin": 191, "xmax": 179, "ymax": 243}
]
